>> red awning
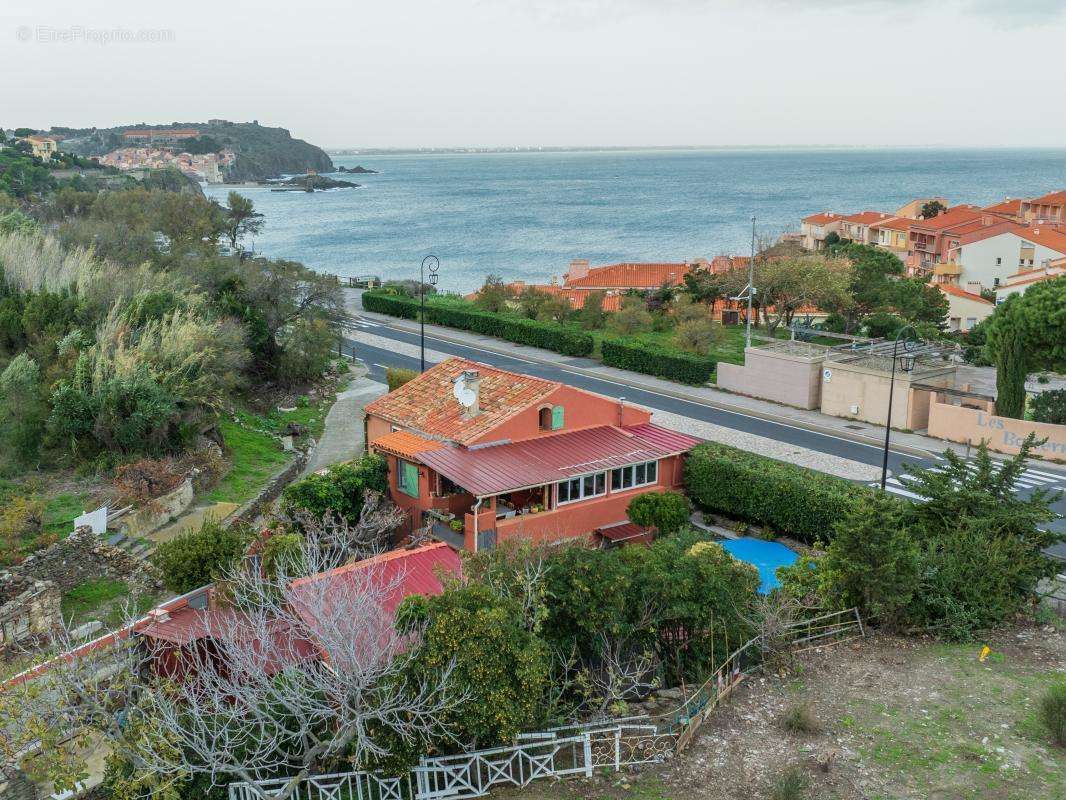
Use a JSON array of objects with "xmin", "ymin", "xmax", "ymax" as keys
[{"xmin": 416, "ymin": 424, "xmax": 701, "ymax": 496}]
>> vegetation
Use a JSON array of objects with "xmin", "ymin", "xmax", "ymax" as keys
[
  {"xmin": 280, "ymin": 454, "xmax": 388, "ymax": 526},
  {"xmin": 602, "ymin": 336, "xmax": 715, "ymax": 384},
  {"xmin": 684, "ymin": 441, "xmax": 875, "ymax": 544},
  {"xmin": 626, "ymin": 490, "xmax": 690, "ymax": 535},
  {"xmin": 1031, "ymin": 389, "xmax": 1066, "ymax": 425},
  {"xmin": 150, "ymin": 519, "xmax": 249, "ymax": 594},
  {"xmin": 385, "ymin": 366, "xmax": 419, "ymax": 391},
  {"xmin": 1040, "ymin": 681, "xmax": 1066, "ymax": 748}
]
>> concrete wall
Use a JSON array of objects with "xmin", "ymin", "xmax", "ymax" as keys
[
  {"xmin": 716, "ymin": 347, "xmax": 825, "ymax": 410},
  {"xmin": 927, "ymin": 395, "xmax": 1066, "ymax": 459},
  {"xmin": 819, "ymin": 360, "xmax": 956, "ymax": 428}
]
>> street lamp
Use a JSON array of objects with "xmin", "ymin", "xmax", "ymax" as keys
[
  {"xmin": 880, "ymin": 325, "xmax": 919, "ymax": 491},
  {"xmin": 420, "ymin": 255, "xmax": 440, "ymax": 372}
]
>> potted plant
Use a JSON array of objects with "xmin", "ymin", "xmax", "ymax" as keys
[{"xmin": 449, "ymin": 519, "xmax": 464, "ymax": 533}]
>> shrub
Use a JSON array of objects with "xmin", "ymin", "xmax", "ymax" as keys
[
  {"xmin": 1031, "ymin": 389, "xmax": 1066, "ymax": 425},
  {"xmin": 280, "ymin": 454, "xmax": 388, "ymax": 527},
  {"xmin": 770, "ymin": 766, "xmax": 809, "ymax": 800},
  {"xmin": 601, "ymin": 337, "xmax": 715, "ymax": 385},
  {"xmin": 112, "ymin": 457, "xmax": 187, "ymax": 509},
  {"xmin": 1040, "ymin": 681, "xmax": 1066, "ymax": 747},
  {"xmin": 779, "ymin": 703, "xmax": 820, "ymax": 734},
  {"xmin": 276, "ymin": 317, "xmax": 335, "ymax": 387},
  {"xmin": 362, "ymin": 291, "xmax": 594, "ymax": 357},
  {"xmin": 673, "ymin": 317, "xmax": 723, "ymax": 355},
  {"xmin": 626, "ymin": 491, "xmax": 690, "ymax": 535},
  {"xmin": 386, "ymin": 366, "xmax": 419, "ymax": 391},
  {"xmin": 684, "ymin": 442, "xmax": 876, "ymax": 544},
  {"xmin": 0, "ymin": 495, "xmax": 45, "ymax": 566},
  {"xmin": 150, "ymin": 519, "xmax": 249, "ymax": 594},
  {"xmin": 261, "ymin": 531, "xmax": 304, "ymax": 578}
]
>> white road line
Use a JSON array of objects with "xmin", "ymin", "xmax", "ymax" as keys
[{"xmin": 373, "ymin": 363, "xmax": 389, "ymax": 369}]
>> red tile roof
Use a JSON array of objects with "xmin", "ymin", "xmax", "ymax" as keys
[
  {"xmin": 482, "ymin": 283, "xmax": 625, "ymax": 311},
  {"xmin": 984, "ymin": 198, "xmax": 1022, "ymax": 215},
  {"xmin": 842, "ymin": 211, "xmax": 891, "ymax": 225},
  {"xmin": 416, "ymin": 424, "xmax": 702, "ymax": 496},
  {"xmin": 910, "ymin": 205, "xmax": 985, "ymax": 232},
  {"xmin": 870, "ymin": 216, "xmax": 913, "ymax": 232},
  {"xmin": 364, "ymin": 357, "xmax": 560, "ymax": 445},
  {"xmin": 371, "ymin": 430, "xmax": 446, "ymax": 459},
  {"xmin": 1025, "ymin": 190, "xmax": 1066, "ymax": 205},
  {"xmin": 936, "ymin": 283, "xmax": 993, "ymax": 305},
  {"xmin": 1019, "ymin": 225, "xmax": 1066, "ymax": 254},
  {"xmin": 289, "ymin": 542, "xmax": 461, "ymax": 617},
  {"xmin": 565, "ymin": 262, "xmax": 691, "ymax": 289},
  {"xmin": 802, "ymin": 212, "xmax": 840, "ymax": 225}
]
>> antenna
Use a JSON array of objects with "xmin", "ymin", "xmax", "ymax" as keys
[{"xmin": 452, "ymin": 376, "xmax": 476, "ymax": 408}]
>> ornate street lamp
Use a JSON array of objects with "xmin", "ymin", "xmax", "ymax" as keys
[
  {"xmin": 880, "ymin": 325, "xmax": 919, "ymax": 491},
  {"xmin": 420, "ymin": 255, "xmax": 440, "ymax": 372}
]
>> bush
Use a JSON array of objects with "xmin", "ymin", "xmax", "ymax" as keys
[
  {"xmin": 1040, "ymin": 681, "xmax": 1066, "ymax": 747},
  {"xmin": 626, "ymin": 491, "xmax": 690, "ymax": 535},
  {"xmin": 150, "ymin": 519, "xmax": 249, "ymax": 594},
  {"xmin": 779, "ymin": 702, "xmax": 820, "ymax": 734},
  {"xmin": 770, "ymin": 766, "xmax": 810, "ymax": 800},
  {"xmin": 684, "ymin": 442, "xmax": 877, "ymax": 544},
  {"xmin": 362, "ymin": 291, "xmax": 593, "ymax": 357},
  {"xmin": 280, "ymin": 454, "xmax": 388, "ymax": 526},
  {"xmin": 112, "ymin": 457, "xmax": 187, "ymax": 508},
  {"xmin": 1031, "ymin": 389, "xmax": 1066, "ymax": 425},
  {"xmin": 0, "ymin": 495, "xmax": 45, "ymax": 566},
  {"xmin": 386, "ymin": 366, "xmax": 419, "ymax": 391},
  {"xmin": 601, "ymin": 337, "xmax": 715, "ymax": 385}
]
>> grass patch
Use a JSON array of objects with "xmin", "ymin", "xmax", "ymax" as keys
[
  {"xmin": 61, "ymin": 578, "xmax": 130, "ymax": 622},
  {"xmin": 42, "ymin": 492, "xmax": 91, "ymax": 539}
]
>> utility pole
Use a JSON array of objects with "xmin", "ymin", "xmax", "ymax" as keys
[{"xmin": 745, "ymin": 215, "xmax": 756, "ymax": 349}]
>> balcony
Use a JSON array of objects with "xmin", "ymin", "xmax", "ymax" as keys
[{"xmin": 933, "ymin": 262, "xmax": 962, "ymax": 276}]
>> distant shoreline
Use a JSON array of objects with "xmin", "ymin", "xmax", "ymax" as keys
[{"xmin": 327, "ymin": 144, "xmax": 1066, "ymax": 157}]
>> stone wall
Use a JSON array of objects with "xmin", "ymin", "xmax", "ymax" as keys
[
  {"xmin": 9, "ymin": 526, "xmax": 159, "ymax": 595},
  {"xmin": 0, "ymin": 574, "xmax": 61, "ymax": 649}
]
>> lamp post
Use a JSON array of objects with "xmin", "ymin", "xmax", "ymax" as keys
[
  {"xmin": 420, "ymin": 255, "xmax": 440, "ymax": 372},
  {"xmin": 745, "ymin": 215, "xmax": 756, "ymax": 349},
  {"xmin": 880, "ymin": 325, "xmax": 919, "ymax": 491}
]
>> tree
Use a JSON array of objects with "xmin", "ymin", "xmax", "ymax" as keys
[
  {"xmin": 606, "ymin": 296, "xmax": 652, "ymax": 336},
  {"xmin": 1030, "ymin": 389, "xmax": 1066, "ymax": 425},
  {"xmin": 473, "ymin": 273, "xmax": 515, "ymax": 313},
  {"xmin": 280, "ymin": 455, "xmax": 388, "ymax": 528},
  {"xmin": 515, "ymin": 286, "xmax": 552, "ymax": 319},
  {"xmin": 0, "ymin": 353, "xmax": 46, "ymax": 465},
  {"xmin": 576, "ymin": 290, "xmax": 607, "ymax": 330},
  {"xmin": 887, "ymin": 278, "xmax": 949, "ymax": 329},
  {"xmin": 534, "ymin": 294, "xmax": 573, "ymax": 325},
  {"xmin": 223, "ymin": 191, "xmax": 264, "ymax": 252},
  {"xmin": 626, "ymin": 491, "xmax": 691, "ymax": 536},
  {"xmin": 682, "ymin": 268, "xmax": 725, "ymax": 311},
  {"xmin": 822, "ymin": 242, "xmax": 904, "ymax": 333},
  {"xmin": 150, "ymin": 519, "xmax": 249, "ymax": 594},
  {"xmin": 673, "ymin": 317, "xmax": 724, "ymax": 355},
  {"xmin": 920, "ymin": 200, "xmax": 947, "ymax": 219},
  {"xmin": 985, "ymin": 278, "xmax": 1066, "ymax": 419},
  {"xmin": 818, "ymin": 492, "xmax": 919, "ymax": 630}
]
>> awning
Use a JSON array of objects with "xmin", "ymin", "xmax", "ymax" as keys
[
  {"xmin": 416, "ymin": 424, "xmax": 701, "ymax": 496},
  {"xmin": 370, "ymin": 430, "xmax": 445, "ymax": 460},
  {"xmin": 597, "ymin": 521, "xmax": 652, "ymax": 545}
]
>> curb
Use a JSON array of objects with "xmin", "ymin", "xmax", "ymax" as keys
[{"xmin": 345, "ymin": 311, "xmax": 941, "ymax": 460}]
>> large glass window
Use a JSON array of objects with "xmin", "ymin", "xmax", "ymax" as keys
[
  {"xmin": 610, "ymin": 460, "xmax": 659, "ymax": 492},
  {"xmin": 556, "ymin": 471, "xmax": 607, "ymax": 505}
]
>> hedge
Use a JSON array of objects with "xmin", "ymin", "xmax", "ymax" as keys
[
  {"xmin": 683, "ymin": 441, "xmax": 884, "ymax": 543},
  {"xmin": 601, "ymin": 337, "xmax": 715, "ymax": 385},
  {"xmin": 362, "ymin": 291, "xmax": 594, "ymax": 357}
]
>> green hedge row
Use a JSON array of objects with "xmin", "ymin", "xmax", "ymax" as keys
[
  {"xmin": 601, "ymin": 337, "xmax": 715, "ymax": 385},
  {"xmin": 683, "ymin": 441, "xmax": 883, "ymax": 543},
  {"xmin": 361, "ymin": 292, "xmax": 594, "ymax": 357}
]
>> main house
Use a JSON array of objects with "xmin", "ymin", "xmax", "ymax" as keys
[{"xmin": 364, "ymin": 358, "xmax": 700, "ymax": 550}]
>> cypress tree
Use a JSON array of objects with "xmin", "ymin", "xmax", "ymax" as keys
[{"xmin": 994, "ymin": 324, "xmax": 1027, "ymax": 419}]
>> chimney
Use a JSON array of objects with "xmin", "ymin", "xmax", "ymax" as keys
[
  {"xmin": 147, "ymin": 607, "xmax": 171, "ymax": 624},
  {"xmin": 567, "ymin": 259, "xmax": 590, "ymax": 282},
  {"xmin": 457, "ymin": 369, "xmax": 482, "ymax": 419}
]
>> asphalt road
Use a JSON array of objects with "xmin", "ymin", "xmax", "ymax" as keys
[{"xmin": 341, "ymin": 317, "xmax": 1066, "ymax": 541}]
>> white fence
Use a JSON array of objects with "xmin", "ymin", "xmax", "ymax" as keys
[{"xmin": 229, "ymin": 608, "xmax": 863, "ymax": 800}]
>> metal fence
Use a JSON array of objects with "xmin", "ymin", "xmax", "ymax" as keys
[{"xmin": 229, "ymin": 608, "xmax": 863, "ymax": 800}]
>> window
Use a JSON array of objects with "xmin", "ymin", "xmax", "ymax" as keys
[
  {"xmin": 995, "ymin": 257, "xmax": 1002, "ymax": 265},
  {"xmin": 965, "ymin": 317, "xmax": 977, "ymax": 330},
  {"xmin": 397, "ymin": 459, "xmax": 419, "ymax": 498},
  {"xmin": 538, "ymin": 406, "xmax": 552, "ymax": 430},
  {"xmin": 556, "ymin": 471, "xmax": 607, "ymax": 505},
  {"xmin": 610, "ymin": 460, "xmax": 658, "ymax": 492}
]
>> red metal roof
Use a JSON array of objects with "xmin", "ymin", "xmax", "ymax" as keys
[
  {"xmin": 416, "ymin": 424, "xmax": 702, "ymax": 496},
  {"xmin": 597, "ymin": 521, "xmax": 653, "ymax": 544}
]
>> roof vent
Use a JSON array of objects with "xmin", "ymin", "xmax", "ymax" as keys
[{"xmin": 147, "ymin": 607, "xmax": 171, "ymax": 624}]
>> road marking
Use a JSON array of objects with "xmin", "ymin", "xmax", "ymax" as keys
[{"xmin": 373, "ymin": 363, "xmax": 389, "ymax": 369}]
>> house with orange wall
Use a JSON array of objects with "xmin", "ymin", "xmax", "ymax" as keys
[{"xmin": 364, "ymin": 357, "xmax": 700, "ymax": 550}]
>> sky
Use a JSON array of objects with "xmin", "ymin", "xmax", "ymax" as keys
[{"xmin": 4, "ymin": 0, "xmax": 1066, "ymax": 149}]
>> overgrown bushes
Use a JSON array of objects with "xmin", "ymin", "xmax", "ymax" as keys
[
  {"xmin": 684, "ymin": 442, "xmax": 875, "ymax": 543},
  {"xmin": 280, "ymin": 454, "xmax": 388, "ymax": 526},
  {"xmin": 150, "ymin": 519, "xmax": 249, "ymax": 594},
  {"xmin": 602, "ymin": 337, "xmax": 715, "ymax": 385},
  {"xmin": 362, "ymin": 291, "xmax": 594, "ymax": 357},
  {"xmin": 1040, "ymin": 681, "xmax": 1066, "ymax": 748}
]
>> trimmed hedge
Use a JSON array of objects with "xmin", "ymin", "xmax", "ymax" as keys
[
  {"xmin": 362, "ymin": 291, "xmax": 594, "ymax": 357},
  {"xmin": 602, "ymin": 337, "xmax": 715, "ymax": 385},
  {"xmin": 684, "ymin": 441, "xmax": 883, "ymax": 543}
]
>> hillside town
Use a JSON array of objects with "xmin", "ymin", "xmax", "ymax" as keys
[{"xmin": 0, "ymin": 115, "xmax": 1064, "ymax": 800}]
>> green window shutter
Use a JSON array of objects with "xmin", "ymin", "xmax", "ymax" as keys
[
  {"xmin": 399, "ymin": 460, "xmax": 420, "ymax": 497},
  {"xmin": 551, "ymin": 405, "xmax": 564, "ymax": 430}
]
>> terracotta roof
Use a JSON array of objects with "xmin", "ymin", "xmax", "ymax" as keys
[
  {"xmin": 476, "ymin": 283, "xmax": 625, "ymax": 311},
  {"xmin": 984, "ymin": 198, "xmax": 1022, "ymax": 215},
  {"xmin": 998, "ymin": 269, "xmax": 1065, "ymax": 290},
  {"xmin": 870, "ymin": 216, "xmax": 913, "ymax": 233},
  {"xmin": 910, "ymin": 205, "xmax": 984, "ymax": 232},
  {"xmin": 842, "ymin": 211, "xmax": 891, "ymax": 225},
  {"xmin": 565, "ymin": 262, "xmax": 691, "ymax": 289},
  {"xmin": 936, "ymin": 283, "xmax": 993, "ymax": 305},
  {"xmin": 1018, "ymin": 225, "xmax": 1066, "ymax": 254},
  {"xmin": 371, "ymin": 430, "xmax": 445, "ymax": 460},
  {"xmin": 364, "ymin": 357, "xmax": 560, "ymax": 445},
  {"xmin": 416, "ymin": 423, "xmax": 702, "ymax": 496},
  {"xmin": 802, "ymin": 211, "xmax": 840, "ymax": 225},
  {"xmin": 289, "ymin": 542, "xmax": 461, "ymax": 617},
  {"xmin": 1025, "ymin": 190, "xmax": 1066, "ymax": 205}
]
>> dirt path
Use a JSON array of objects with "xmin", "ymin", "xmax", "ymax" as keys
[{"xmin": 505, "ymin": 623, "xmax": 1065, "ymax": 800}]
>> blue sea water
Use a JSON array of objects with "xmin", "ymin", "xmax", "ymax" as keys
[{"xmin": 203, "ymin": 148, "xmax": 1066, "ymax": 294}]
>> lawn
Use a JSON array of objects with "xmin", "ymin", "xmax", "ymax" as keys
[{"xmin": 61, "ymin": 578, "xmax": 165, "ymax": 627}]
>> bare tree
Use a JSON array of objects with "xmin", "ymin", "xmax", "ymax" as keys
[
  {"xmin": 1, "ymin": 527, "xmax": 463, "ymax": 800},
  {"xmin": 284, "ymin": 490, "xmax": 406, "ymax": 566}
]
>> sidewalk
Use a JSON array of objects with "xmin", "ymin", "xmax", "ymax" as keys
[
  {"xmin": 345, "ymin": 289, "xmax": 1062, "ymax": 469},
  {"xmin": 303, "ymin": 368, "xmax": 386, "ymax": 475}
]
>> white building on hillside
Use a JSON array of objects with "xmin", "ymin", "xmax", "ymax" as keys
[{"xmin": 938, "ymin": 223, "xmax": 1066, "ymax": 293}]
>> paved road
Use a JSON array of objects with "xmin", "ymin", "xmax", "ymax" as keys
[{"xmin": 341, "ymin": 316, "xmax": 1066, "ymax": 539}]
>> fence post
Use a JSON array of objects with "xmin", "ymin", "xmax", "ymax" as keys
[
  {"xmin": 614, "ymin": 728, "xmax": 621, "ymax": 771},
  {"xmin": 583, "ymin": 732, "xmax": 593, "ymax": 777},
  {"xmin": 853, "ymin": 607, "xmax": 866, "ymax": 638}
]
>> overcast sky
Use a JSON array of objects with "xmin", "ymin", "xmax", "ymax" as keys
[{"xmin": 4, "ymin": 0, "xmax": 1065, "ymax": 149}]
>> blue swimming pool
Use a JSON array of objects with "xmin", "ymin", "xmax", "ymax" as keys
[{"xmin": 721, "ymin": 538, "xmax": 799, "ymax": 593}]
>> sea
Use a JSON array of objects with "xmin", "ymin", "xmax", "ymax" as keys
[{"xmin": 203, "ymin": 148, "xmax": 1066, "ymax": 294}]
